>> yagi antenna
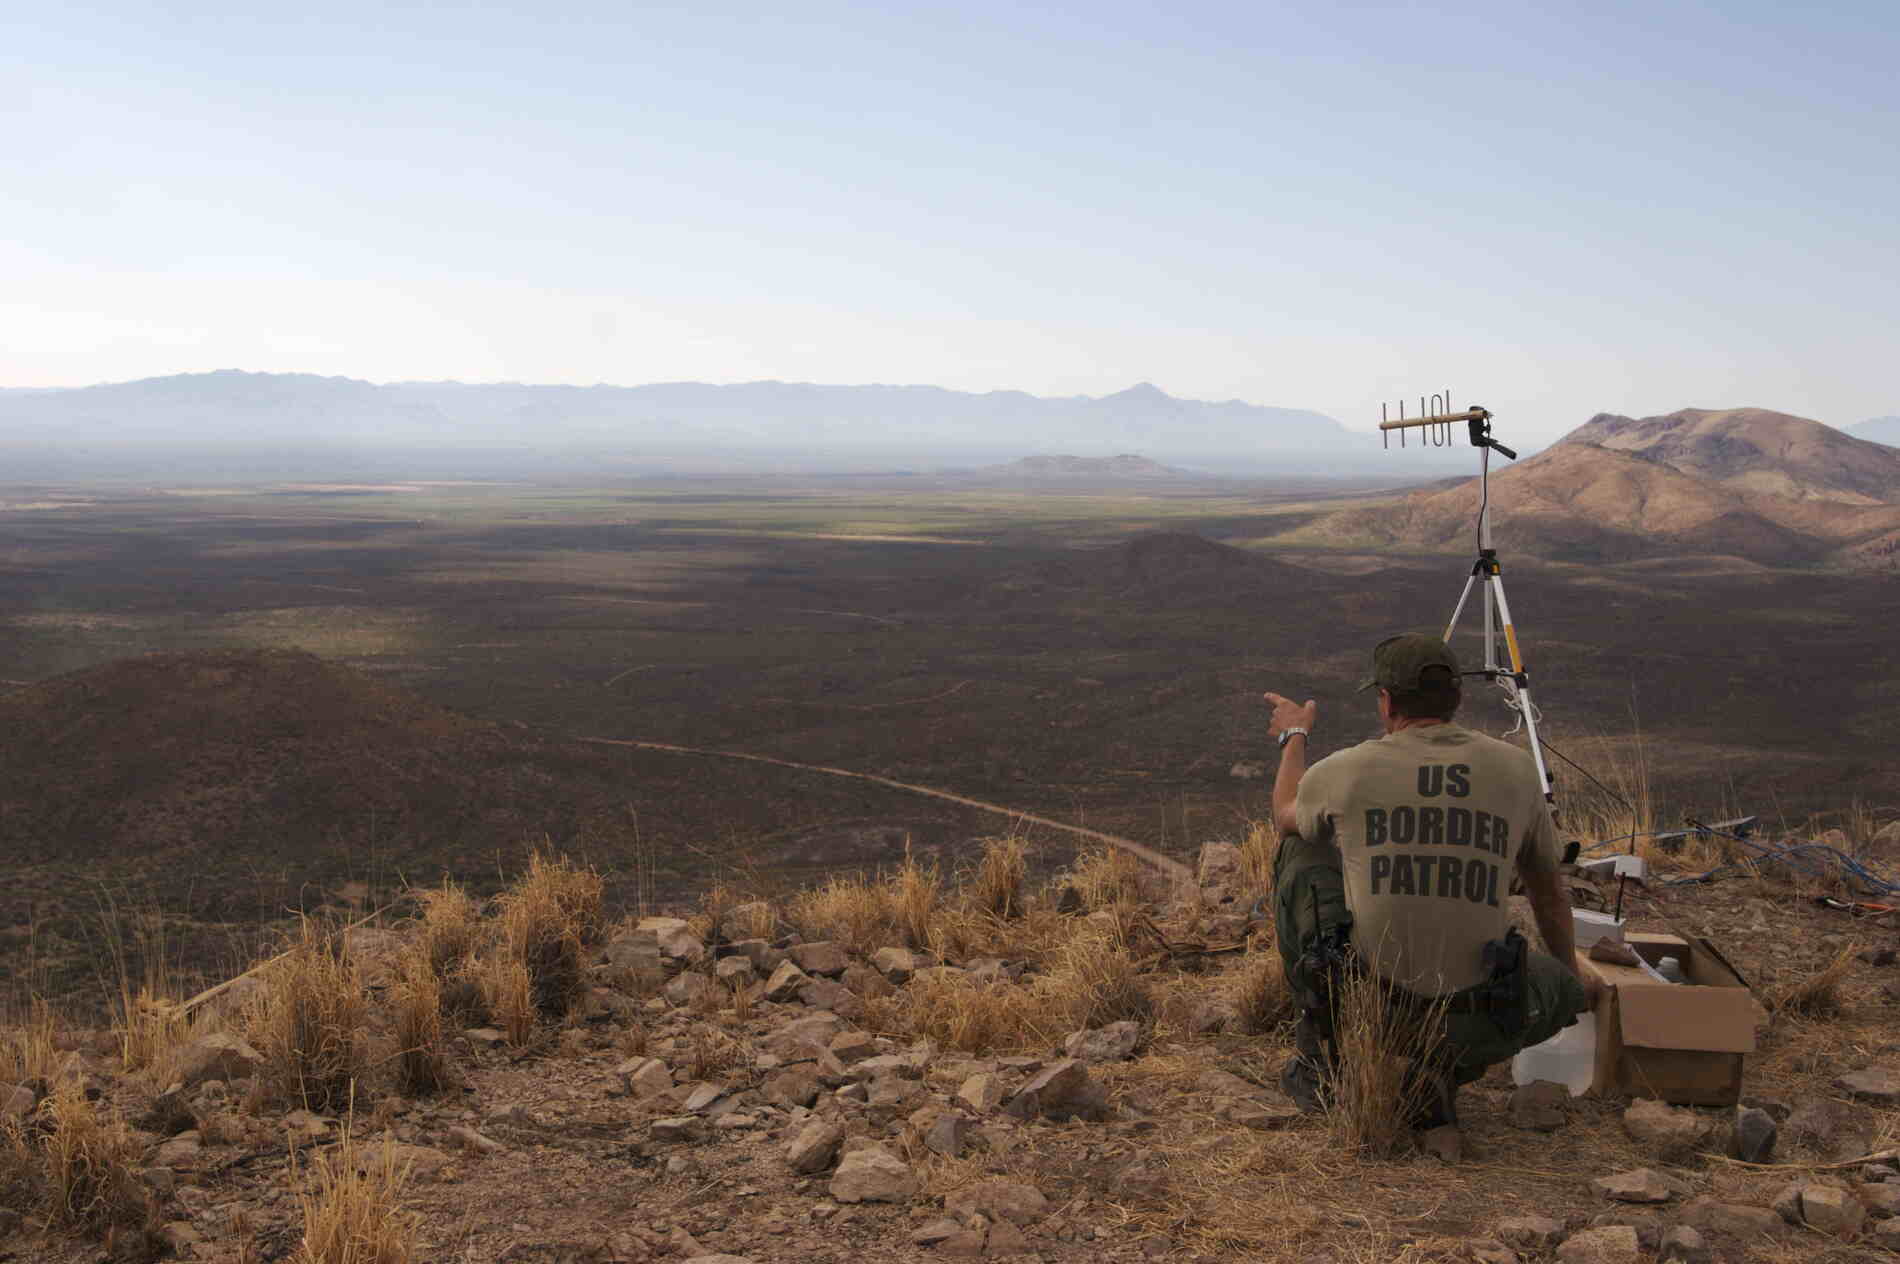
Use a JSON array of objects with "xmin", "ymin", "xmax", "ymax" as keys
[
  {"xmin": 1378, "ymin": 390, "xmax": 1513, "ymax": 457},
  {"xmin": 1377, "ymin": 392, "xmax": 1552, "ymax": 810}
]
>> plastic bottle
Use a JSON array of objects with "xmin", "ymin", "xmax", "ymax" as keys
[
  {"xmin": 1511, "ymin": 1012, "xmax": 1596, "ymax": 1096},
  {"xmin": 1656, "ymin": 955, "xmax": 1686, "ymax": 984}
]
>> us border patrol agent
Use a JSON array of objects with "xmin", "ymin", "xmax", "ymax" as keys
[{"xmin": 1263, "ymin": 633, "xmax": 1597, "ymax": 1128}]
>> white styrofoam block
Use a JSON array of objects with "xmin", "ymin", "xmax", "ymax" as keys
[
  {"xmin": 1579, "ymin": 854, "xmax": 1648, "ymax": 879},
  {"xmin": 1573, "ymin": 908, "xmax": 1626, "ymax": 945}
]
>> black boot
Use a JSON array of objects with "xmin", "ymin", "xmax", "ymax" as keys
[{"xmin": 1280, "ymin": 1012, "xmax": 1334, "ymax": 1113}]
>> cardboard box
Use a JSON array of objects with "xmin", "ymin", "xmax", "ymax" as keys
[{"xmin": 1575, "ymin": 930, "xmax": 1765, "ymax": 1106}]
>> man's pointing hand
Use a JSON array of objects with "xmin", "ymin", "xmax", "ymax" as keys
[{"xmin": 1263, "ymin": 691, "xmax": 1318, "ymax": 740}]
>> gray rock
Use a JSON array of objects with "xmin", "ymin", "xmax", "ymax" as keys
[
  {"xmin": 785, "ymin": 1120, "xmax": 844, "ymax": 1174},
  {"xmin": 763, "ymin": 960, "xmax": 810, "ymax": 1002},
  {"xmin": 1197, "ymin": 840, "xmax": 1243, "ymax": 895},
  {"xmin": 1592, "ymin": 1169, "xmax": 1676, "ymax": 1203},
  {"xmin": 1496, "ymin": 1216, "xmax": 1564, "ymax": 1249},
  {"xmin": 1658, "ymin": 1225, "xmax": 1708, "ymax": 1264},
  {"xmin": 957, "ymin": 1072, "xmax": 1009, "ymax": 1113},
  {"xmin": 828, "ymin": 1142, "xmax": 917, "ymax": 1203},
  {"xmin": 1877, "ymin": 1220, "xmax": 1900, "ymax": 1248},
  {"xmin": 1835, "ymin": 1066, "xmax": 1900, "ymax": 1104},
  {"xmin": 1419, "ymin": 1124, "xmax": 1462, "ymax": 1162},
  {"xmin": 1785, "ymin": 1099, "xmax": 1872, "ymax": 1160},
  {"xmin": 924, "ymin": 1111, "xmax": 973, "ymax": 1157},
  {"xmin": 1466, "ymin": 1245, "xmax": 1518, "ymax": 1264},
  {"xmin": 725, "ymin": 938, "xmax": 781, "ymax": 973},
  {"xmin": 681, "ymin": 1082, "xmax": 728, "ymax": 1114},
  {"xmin": 1004, "ymin": 1058, "xmax": 1110, "ymax": 1122},
  {"xmin": 761, "ymin": 1067, "xmax": 821, "ymax": 1110},
  {"xmin": 2, "ymin": 1081, "xmax": 39, "ymax": 1121},
  {"xmin": 650, "ymin": 1116, "xmax": 706, "ymax": 1143},
  {"xmin": 1770, "ymin": 1182, "xmax": 1804, "ymax": 1225},
  {"xmin": 713, "ymin": 956, "xmax": 755, "ymax": 987},
  {"xmin": 664, "ymin": 972, "xmax": 719, "ymax": 1008},
  {"xmin": 789, "ymin": 941, "xmax": 849, "ymax": 978},
  {"xmin": 656, "ymin": 925, "xmax": 705, "ymax": 963},
  {"xmin": 1622, "ymin": 1098, "xmax": 1710, "ymax": 1158},
  {"xmin": 449, "ymin": 1125, "xmax": 505, "ymax": 1154},
  {"xmin": 1799, "ymin": 1184, "xmax": 1864, "ymax": 1237},
  {"xmin": 616, "ymin": 1057, "xmax": 673, "ymax": 1099},
  {"xmin": 1862, "ymin": 1184, "xmax": 1900, "ymax": 1219},
  {"xmin": 1730, "ymin": 1106, "xmax": 1777, "ymax": 1162},
  {"xmin": 798, "ymin": 978, "xmax": 860, "ymax": 1015},
  {"xmin": 944, "ymin": 1180, "xmax": 1048, "ymax": 1227},
  {"xmin": 1556, "ymin": 1225, "xmax": 1641, "ymax": 1263},
  {"xmin": 763, "ymin": 1011, "xmax": 847, "ymax": 1058},
  {"xmin": 829, "ymin": 1031, "xmax": 879, "ymax": 1064},
  {"xmin": 911, "ymin": 1217, "xmax": 965, "ymax": 1246},
  {"xmin": 174, "ymin": 1032, "xmax": 263, "ymax": 1089},
  {"xmin": 871, "ymin": 947, "xmax": 925, "ymax": 983},
  {"xmin": 1677, "ymin": 1197, "xmax": 1781, "ymax": 1237},
  {"xmin": 1185, "ymin": 1001, "xmax": 1231, "ymax": 1034},
  {"xmin": 1509, "ymin": 1081, "xmax": 1569, "ymax": 1132},
  {"xmin": 1062, "ymin": 1021, "xmax": 1142, "ymax": 1063}
]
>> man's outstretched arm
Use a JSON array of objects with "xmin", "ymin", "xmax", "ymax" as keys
[
  {"xmin": 1520, "ymin": 861, "xmax": 1602, "ymax": 1006},
  {"xmin": 1264, "ymin": 691, "xmax": 1318, "ymax": 837}
]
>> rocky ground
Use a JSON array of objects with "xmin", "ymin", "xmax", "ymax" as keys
[{"xmin": 4, "ymin": 833, "xmax": 1900, "ymax": 1264}]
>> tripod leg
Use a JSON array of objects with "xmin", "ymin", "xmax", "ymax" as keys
[
  {"xmin": 1443, "ymin": 573, "xmax": 1480, "ymax": 644},
  {"xmin": 1486, "ymin": 573, "xmax": 1556, "ymax": 800}
]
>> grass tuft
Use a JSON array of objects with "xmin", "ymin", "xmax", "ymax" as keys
[
  {"xmin": 1764, "ymin": 941, "xmax": 1856, "ymax": 1019},
  {"xmin": 26, "ymin": 1080, "xmax": 152, "ymax": 1235},
  {"xmin": 790, "ymin": 848, "xmax": 941, "ymax": 954},
  {"xmin": 1048, "ymin": 927, "xmax": 1155, "ymax": 1032},
  {"xmin": 411, "ymin": 880, "xmax": 484, "ymax": 978},
  {"xmin": 494, "ymin": 851, "xmax": 604, "ymax": 1017},
  {"xmin": 1323, "ymin": 971, "xmax": 1451, "ymax": 1160},
  {"xmin": 291, "ymin": 1129, "xmax": 418, "ymax": 1264},
  {"xmin": 1234, "ymin": 953, "xmax": 1296, "ymax": 1036},
  {"xmin": 241, "ymin": 920, "xmax": 367, "ymax": 1113},
  {"xmin": 1064, "ymin": 845, "xmax": 1143, "ymax": 912},
  {"xmin": 968, "ymin": 835, "xmax": 1029, "ymax": 919},
  {"xmin": 477, "ymin": 956, "xmax": 535, "ymax": 1047},
  {"xmin": 391, "ymin": 947, "xmax": 449, "ymax": 1096}
]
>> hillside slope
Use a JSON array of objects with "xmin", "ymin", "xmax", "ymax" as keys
[
  {"xmin": 1559, "ymin": 406, "xmax": 1900, "ymax": 504},
  {"xmin": 1294, "ymin": 407, "xmax": 1900, "ymax": 568},
  {"xmin": 0, "ymin": 649, "xmax": 645, "ymax": 900}
]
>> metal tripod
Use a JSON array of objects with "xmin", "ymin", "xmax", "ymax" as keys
[{"xmin": 1379, "ymin": 401, "xmax": 1555, "ymax": 805}]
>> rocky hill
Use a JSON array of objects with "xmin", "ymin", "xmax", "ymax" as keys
[
  {"xmin": 1294, "ymin": 407, "xmax": 1900, "ymax": 568},
  {"xmin": 1558, "ymin": 407, "xmax": 1900, "ymax": 504}
]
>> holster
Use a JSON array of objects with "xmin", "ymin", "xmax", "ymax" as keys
[
  {"xmin": 1294, "ymin": 918, "xmax": 1357, "ymax": 1043},
  {"xmin": 1477, "ymin": 927, "xmax": 1529, "ymax": 1031}
]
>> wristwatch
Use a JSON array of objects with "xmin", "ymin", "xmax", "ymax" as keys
[{"xmin": 1277, "ymin": 726, "xmax": 1309, "ymax": 749}]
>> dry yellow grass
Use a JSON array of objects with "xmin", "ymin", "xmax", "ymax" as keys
[
  {"xmin": 26, "ymin": 1080, "xmax": 151, "ymax": 1235},
  {"xmin": 790, "ymin": 850, "xmax": 942, "ymax": 954},
  {"xmin": 391, "ymin": 947, "xmax": 448, "ymax": 1096},
  {"xmin": 1065, "ymin": 845, "xmax": 1144, "ymax": 912},
  {"xmin": 241, "ymin": 921, "xmax": 367, "ymax": 1113},
  {"xmin": 1234, "ymin": 953, "xmax": 1295, "ymax": 1036},
  {"xmin": 1323, "ymin": 971, "xmax": 1452, "ymax": 1159},
  {"xmin": 865, "ymin": 969, "xmax": 1057, "ymax": 1054},
  {"xmin": 477, "ymin": 956, "xmax": 535, "ymax": 1047},
  {"xmin": 1240, "ymin": 819, "xmax": 1277, "ymax": 894},
  {"xmin": 494, "ymin": 851, "xmax": 604, "ymax": 1017},
  {"xmin": 1764, "ymin": 941, "xmax": 1857, "ymax": 1018},
  {"xmin": 968, "ymin": 835, "xmax": 1029, "ymax": 919},
  {"xmin": 410, "ymin": 879, "xmax": 484, "ymax": 977},
  {"xmin": 1047, "ymin": 927, "xmax": 1155, "ymax": 1032},
  {"xmin": 0, "ymin": 998, "xmax": 61, "ymax": 1083},
  {"xmin": 291, "ymin": 1130, "xmax": 418, "ymax": 1264}
]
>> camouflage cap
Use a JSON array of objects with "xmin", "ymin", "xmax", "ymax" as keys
[{"xmin": 1357, "ymin": 633, "xmax": 1462, "ymax": 693}]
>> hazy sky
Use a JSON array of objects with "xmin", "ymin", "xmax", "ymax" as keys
[{"xmin": 3, "ymin": 2, "xmax": 1895, "ymax": 440}]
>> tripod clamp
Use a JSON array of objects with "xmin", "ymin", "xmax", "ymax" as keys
[{"xmin": 1466, "ymin": 411, "xmax": 1517, "ymax": 461}]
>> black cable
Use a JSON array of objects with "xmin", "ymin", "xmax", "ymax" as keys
[{"xmin": 1535, "ymin": 732, "xmax": 1637, "ymax": 815}]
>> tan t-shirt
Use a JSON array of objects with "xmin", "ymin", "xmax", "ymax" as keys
[{"xmin": 1294, "ymin": 723, "xmax": 1558, "ymax": 994}]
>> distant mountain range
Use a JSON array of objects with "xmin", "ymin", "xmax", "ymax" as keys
[
  {"xmin": 1854, "ymin": 415, "xmax": 1900, "ymax": 445},
  {"xmin": 0, "ymin": 370, "xmax": 1460, "ymax": 478},
  {"xmin": 1299, "ymin": 407, "xmax": 1900, "ymax": 569}
]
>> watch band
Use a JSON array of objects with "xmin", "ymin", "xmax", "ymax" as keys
[{"xmin": 1278, "ymin": 726, "xmax": 1309, "ymax": 749}]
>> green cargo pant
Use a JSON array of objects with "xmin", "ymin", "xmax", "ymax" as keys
[{"xmin": 1272, "ymin": 832, "xmax": 1586, "ymax": 1084}]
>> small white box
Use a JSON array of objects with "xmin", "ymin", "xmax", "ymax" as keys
[
  {"xmin": 1573, "ymin": 908, "xmax": 1626, "ymax": 947},
  {"xmin": 1579, "ymin": 855, "xmax": 1647, "ymax": 879}
]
